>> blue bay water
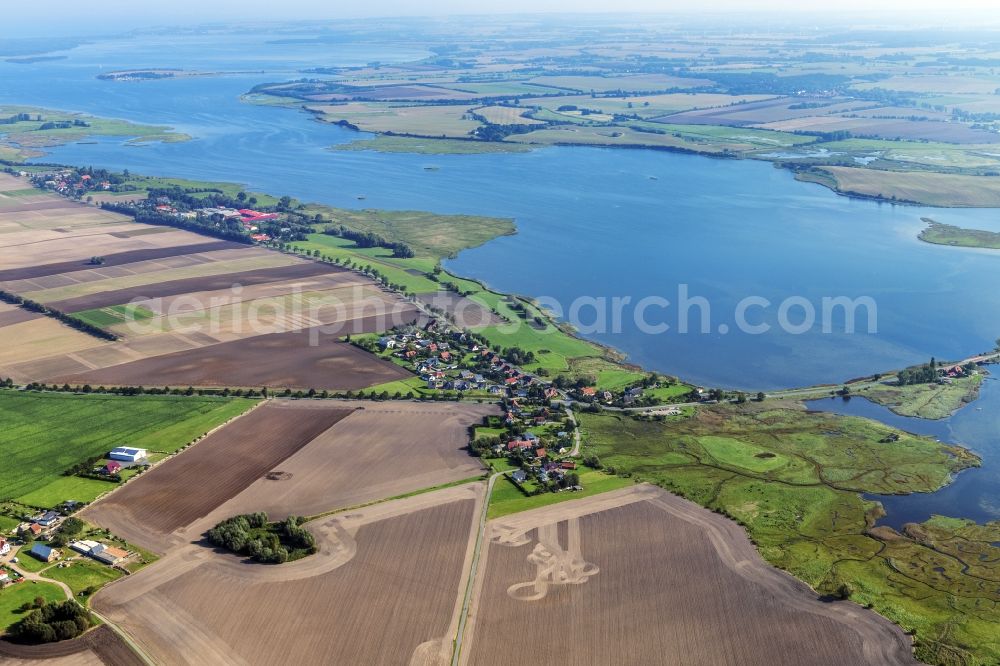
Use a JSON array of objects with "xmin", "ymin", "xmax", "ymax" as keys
[{"xmin": 3, "ymin": 31, "xmax": 1000, "ymax": 523}]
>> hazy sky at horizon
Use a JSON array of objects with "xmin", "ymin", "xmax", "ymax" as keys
[{"xmin": 6, "ymin": 1, "xmax": 1000, "ymax": 37}]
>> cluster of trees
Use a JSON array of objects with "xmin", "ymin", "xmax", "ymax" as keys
[
  {"xmin": 38, "ymin": 119, "xmax": 89, "ymax": 130},
  {"xmin": 322, "ymin": 225, "xmax": 415, "ymax": 258},
  {"xmin": 501, "ymin": 346, "xmax": 535, "ymax": 366},
  {"xmin": 207, "ymin": 512, "xmax": 316, "ymax": 565},
  {"xmin": 0, "ymin": 112, "xmax": 35, "ymax": 124},
  {"xmin": 0, "ymin": 289, "xmax": 118, "ymax": 341},
  {"xmin": 471, "ymin": 121, "xmax": 536, "ymax": 142},
  {"xmin": 8, "ymin": 600, "xmax": 94, "ymax": 644},
  {"xmin": 49, "ymin": 517, "xmax": 85, "ymax": 548},
  {"xmin": 552, "ymin": 374, "xmax": 597, "ymax": 390},
  {"xmin": 63, "ymin": 455, "xmax": 105, "ymax": 478},
  {"xmin": 897, "ymin": 359, "xmax": 940, "ymax": 386}
]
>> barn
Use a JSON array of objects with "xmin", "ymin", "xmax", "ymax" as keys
[{"xmin": 109, "ymin": 447, "xmax": 148, "ymax": 463}]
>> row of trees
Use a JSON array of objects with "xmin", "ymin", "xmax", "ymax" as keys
[
  {"xmin": 0, "ymin": 289, "xmax": 118, "ymax": 341},
  {"xmin": 100, "ymin": 203, "xmax": 253, "ymax": 245},
  {"xmin": 897, "ymin": 359, "xmax": 940, "ymax": 386},
  {"xmin": 8, "ymin": 600, "xmax": 94, "ymax": 644}
]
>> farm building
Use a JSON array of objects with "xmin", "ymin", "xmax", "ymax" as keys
[
  {"xmin": 70, "ymin": 540, "xmax": 105, "ymax": 557},
  {"xmin": 29, "ymin": 544, "xmax": 60, "ymax": 563},
  {"xmin": 93, "ymin": 546, "xmax": 129, "ymax": 566},
  {"xmin": 109, "ymin": 447, "xmax": 148, "ymax": 463}
]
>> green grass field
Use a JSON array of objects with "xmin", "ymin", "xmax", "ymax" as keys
[
  {"xmin": 0, "ymin": 581, "xmax": 65, "ymax": 631},
  {"xmin": 487, "ymin": 470, "xmax": 633, "ymax": 519},
  {"xmin": 72, "ymin": 304, "xmax": 156, "ymax": 327},
  {"xmin": 16, "ymin": 476, "xmax": 118, "ymax": 508},
  {"xmin": 302, "ymin": 206, "xmax": 515, "ymax": 260},
  {"xmin": 578, "ymin": 404, "xmax": 997, "ymax": 666},
  {"xmin": 0, "ymin": 391, "xmax": 256, "ymax": 506},
  {"xmin": 44, "ymin": 559, "xmax": 123, "ymax": 597}
]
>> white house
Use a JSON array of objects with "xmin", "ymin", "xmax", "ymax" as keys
[
  {"xmin": 109, "ymin": 447, "xmax": 148, "ymax": 463},
  {"xmin": 0, "ymin": 538, "xmax": 10, "ymax": 556}
]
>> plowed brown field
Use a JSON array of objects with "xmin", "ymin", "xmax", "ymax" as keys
[
  {"xmin": 93, "ymin": 493, "xmax": 478, "ymax": 666},
  {"xmin": 463, "ymin": 486, "xmax": 918, "ymax": 666},
  {"xmin": 53, "ymin": 319, "xmax": 417, "ymax": 390},
  {"xmin": 82, "ymin": 401, "xmax": 352, "ymax": 551},
  {"xmin": 217, "ymin": 401, "xmax": 497, "ymax": 518}
]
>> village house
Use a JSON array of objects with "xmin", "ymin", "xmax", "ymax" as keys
[
  {"xmin": 102, "ymin": 461, "xmax": 122, "ymax": 475},
  {"xmin": 28, "ymin": 543, "xmax": 60, "ymax": 563},
  {"xmin": 18, "ymin": 522, "xmax": 42, "ymax": 538},
  {"xmin": 35, "ymin": 511, "xmax": 60, "ymax": 528},
  {"xmin": 0, "ymin": 538, "xmax": 9, "ymax": 556}
]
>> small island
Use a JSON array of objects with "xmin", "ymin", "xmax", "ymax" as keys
[
  {"xmin": 919, "ymin": 217, "xmax": 1000, "ymax": 250},
  {"xmin": 206, "ymin": 513, "xmax": 317, "ymax": 564}
]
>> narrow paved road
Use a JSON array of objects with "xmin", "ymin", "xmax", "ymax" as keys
[{"xmin": 564, "ymin": 407, "xmax": 582, "ymax": 456}]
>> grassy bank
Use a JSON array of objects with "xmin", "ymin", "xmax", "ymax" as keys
[
  {"xmin": 330, "ymin": 135, "xmax": 532, "ymax": 155},
  {"xmin": 919, "ymin": 218, "xmax": 1000, "ymax": 250},
  {"xmin": 0, "ymin": 105, "xmax": 189, "ymax": 161},
  {"xmin": 578, "ymin": 403, "xmax": 997, "ymax": 665},
  {"xmin": 799, "ymin": 166, "xmax": 1000, "ymax": 208},
  {"xmin": 860, "ymin": 374, "xmax": 983, "ymax": 419}
]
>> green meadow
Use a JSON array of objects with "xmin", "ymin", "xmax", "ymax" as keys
[{"xmin": 0, "ymin": 391, "xmax": 256, "ymax": 506}]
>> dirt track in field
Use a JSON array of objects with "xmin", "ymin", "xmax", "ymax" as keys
[
  {"xmin": 415, "ymin": 291, "xmax": 502, "ymax": 328},
  {"xmin": 82, "ymin": 401, "xmax": 353, "ymax": 552},
  {"xmin": 53, "ymin": 315, "xmax": 419, "ymax": 390},
  {"xmin": 215, "ymin": 401, "xmax": 497, "ymax": 518},
  {"xmin": 93, "ymin": 489, "xmax": 480, "ymax": 666},
  {"xmin": 463, "ymin": 485, "xmax": 918, "ymax": 666},
  {"xmin": 46, "ymin": 262, "xmax": 348, "ymax": 312},
  {"xmin": 0, "ymin": 625, "xmax": 142, "ymax": 666},
  {"xmin": 0, "ymin": 240, "xmax": 244, "ymax": 282}
]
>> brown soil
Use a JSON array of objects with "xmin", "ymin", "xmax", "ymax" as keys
[
  {"xmin": 0, "ymin": 626, "xmax": 142, "ymax": 666},
  {"xmin": 47, "ymin": 262, "xmax": 347, "ymax": 312},
  {"xmin": 215, "ymin": 401, "xmax": 497, "ymax": 518},
  {"xmin": 0, "ymin": 200, "xmax": 83, "ymax": 214},
  {"xmin": 0, "ymin": 308, "xmax": 41, "ymax": 327},
  {"xmin": 0, "ymin": 240, "xmax": 242, "ymax": 282},
  {"xmin": 464, "ymin": 486, "xmax": 918, "ymax": 666},
  {"xmin": 52, "ymin": 314, "xmax": 418, "ymax": 390},
  {"xmin": 94, "ymin": 496, "xmax": 477, "ymax": 665},
  {"xmin": 82, "ymin": 402, "xmax": 354, "ymax": 551}
]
